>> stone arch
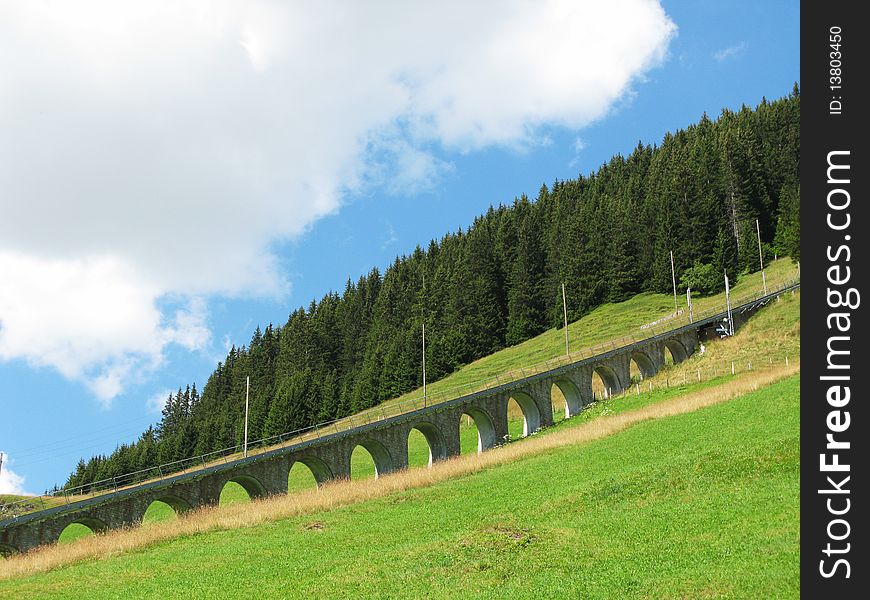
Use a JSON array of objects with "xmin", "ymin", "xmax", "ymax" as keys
[
  {"xmin": 352, "ymin": 438, "xmax": 394, "ymax": 479},
  {"xmin": 58, "ymin": 516, "xmax": 109, "ymax": 544},
  {"xmin": 70, "ymin": 516, "xmax": 109, "ymax": 533},
  {"xmin": 664, "ymin": 338, "xmax": 689, "ymax": 364},
  {"xmin": 462, "ymin": 407, "xmax": 497, "ymax": 453},
  {"xmin": 143, "ymin": 494, "xmax": 193, "ymax": 523},
  {"xmin": 508, "ymin": 391, "xmax": 542, "ymax": 437},
  {"xmin": 592, "ymin": 364, "xmax": 621, "ymax": 398},
  {"xmin": 225, "ymin": 475, "xmax": 267, "ymax": 500},
  {"xmin": 291, "ymin": 456, "xmax": 333, "ymax": 485},
  {"xmin": 152, "ymin": 494, "xmax": 193, "ymax": 515},
  {"xmin": 630, "ymin": 351, "xmax": 657, "ymax": 380},
  {"xmin": 408, "ymin": 421, "xmax": 447, "ymax": 467},
  {"xmin": 552, "ymin": 378, "xmax": 583, "ymax": 419},
  {"xmin": 0, "ymin": 543, "xmax": 18, "ymax": 557}
]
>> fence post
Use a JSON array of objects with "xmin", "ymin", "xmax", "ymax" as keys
[{"xmin": 731, "ymin": 361, "xmax": 735, "ymax": 375}]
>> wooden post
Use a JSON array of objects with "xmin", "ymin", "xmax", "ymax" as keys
[{"xmin": 670, "ymin": 250, "xmax": 678, "ymax": 313}]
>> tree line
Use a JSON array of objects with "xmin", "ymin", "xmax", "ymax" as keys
[{"xmin": 60, "ymin": 86, "xmax": 800, "ymax": 492}]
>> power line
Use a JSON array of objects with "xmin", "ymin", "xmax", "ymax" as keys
[{"xmin": 5, "ymin": 414, "xmax": 158, "ymax": 461}]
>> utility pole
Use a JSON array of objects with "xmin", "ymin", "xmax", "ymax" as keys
[
  {"xmin": 670, "ymin": 250, "xmax": 678, "ymax": 313},
  {"xmin": 0, "ymin": 452, "xmax": 4, "ymax": 480},
  {"xmin": 243, "ymin": 376, "xmax": 250, "ymax": 458},
  {"xmin": 687, "ymin": 287, "xmax": 693, "ymax": 323},
  {"xmin": 756, "ymin": 219, "xmax": 767, "ymax": 295},
  {"xmin": 422, "ymin": 323, "xmax": 427, "ymax": 405},
  {"xmin": 724, "ymin": 270, "xmax": 734, "ymax": 336},
  {"xmin": 561, "ymin": 283, "xmax": 569, "ymax": 357},
  {"xmin": 422, "ymin": 274, "xmax": 427, "ymax": 406}
]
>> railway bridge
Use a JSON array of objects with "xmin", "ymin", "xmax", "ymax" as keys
[{"xmin": 0, "ymin": 283, "xmax": 797, "ymax": 555}]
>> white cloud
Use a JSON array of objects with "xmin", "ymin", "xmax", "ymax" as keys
[
  {"xmin": 146, "ymin": 389, "xmax": 173, "ymax": 416},
  {"xmin": 0, "ymin": 452, "xmax": 31, "ymax": 496},
  {"xmin": 713, "ymin": 41, "xmax": 748, "ymax": 62},
  {"xmin": 0, "ymin": 1, "xmax": 675, "ymax": 402},
  {"xmin": 381, "ymin": 223, "xmax": 399, "ymax": 251},
  {"xmin": 0, "ymin": 251, "xmax": 210, "ymax": 405},
  {"xmin": 569, "ymin": 137, "xmax": 588, "ymax": 168}
]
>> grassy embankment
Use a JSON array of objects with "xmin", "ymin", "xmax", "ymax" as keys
[
  {"xmin": 52, "ymin": 273, "xmax": 798, "ymax": 543},
  {"xmin": 0, "ymin": 283, "xmax": 799, "ymax": 595},
  {"xmin": 14, "ymin": 262, "xmax": 797, "ymax": 546},
  {"xmin": 0, "ymin": 369, "xmax": 800, "ymax": 597},
  {"xmin": 12, "ymin": 258, "xmax": 797, "ymax": 519}
]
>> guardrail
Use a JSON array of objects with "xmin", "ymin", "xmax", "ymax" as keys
[{"xmin": 0, "ymin": 278, "xmax": 799, "ymax": 520}]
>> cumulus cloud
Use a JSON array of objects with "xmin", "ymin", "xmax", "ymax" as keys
[
  {"xmin": 0, "ymin": 252, "xmax": 210, "ymax": 405},
  {"xmin": 0, "ymin": 1, "xmax": 675, "ymax": 402},
  {"xmin": 0, "ymin": 452, "xmax": 31, "ymax": 496}
]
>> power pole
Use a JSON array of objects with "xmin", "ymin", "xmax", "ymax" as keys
[
  {"xmin": 687, "ymin": 287, "xmax": 693, "ymax": 323},
  {"xmin": 756, "ymin": 218, "xmax": 767, "ymax": 294},
  {"xmin": 724, "ymin": 270, "xmax": 734, "ymax": 336},
  {"xmin": 561, "ymin": 283, "xmax": 569, "ymax": 357},
  {"xmin": 243, "ymin": 376, "xmax": 250, "ymax": 458},
  {"xmin": 422, "ymin": 274, "xmax": 427, "ymax": 406},
  {"xmin": 670, "ymin": 250, "xmax": 678, "ymax": 313},
  {"xmin": 0, "ymin": 452, "xmax": 4, "ymax": 480},
  {"xmin": 422, "ymin": 323, "xmax": 427, "ymax": 405}
]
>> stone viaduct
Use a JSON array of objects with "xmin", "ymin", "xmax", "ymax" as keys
[{"xmin": 0, "ymin": 284, "xmax": 796, "ymax": 556}]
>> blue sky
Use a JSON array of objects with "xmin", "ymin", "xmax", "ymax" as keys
[{"xmin": 0, "ymin": 0, "xmax": 799, "ymax": 495}]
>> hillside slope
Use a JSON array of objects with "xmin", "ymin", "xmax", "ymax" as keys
[
  {"xmin": 62, "ymin": 90, "xmax": 801, "ymax": 492},
  {"xmin": 0, "ymin": 371, "xmax": 800, "ymax": 598}
]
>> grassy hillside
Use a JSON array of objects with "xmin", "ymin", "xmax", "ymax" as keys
[
  {"xmin": 374, "ymin": 258, "xmax": 797, "ymax": 410},
  {"xmin": 8, "ymin": 258, "xmax": 795, "ymax": 522},
  {"xmin": 41, "ymin": 286, "xmax": 798, "ymax": 548},
  {"xmin": 0, "ymin": 371, "xmax": 800, "ymax": 598}
]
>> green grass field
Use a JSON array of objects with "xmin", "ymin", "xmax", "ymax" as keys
[
  {"xmin": 1, "ymin": 373, "xmax": 800, "ymax": 598},
  {"xmin": 3, "ymin": 286, "xmax": 800, "ymax": 595},
  {"xmin": 46, "ymin": 286, "xmax": 799, "ymax": 550},
  {"xmin": 7, "ymin": 259, "xmax": 796, "ymax": 525}
]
